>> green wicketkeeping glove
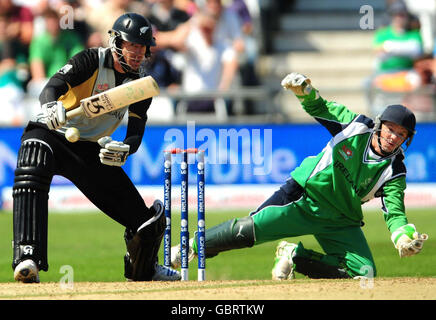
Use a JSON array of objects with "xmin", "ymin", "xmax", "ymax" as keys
[{"xmin": 391, "ymin": 224, "xmax": 428, "ymax": 258}]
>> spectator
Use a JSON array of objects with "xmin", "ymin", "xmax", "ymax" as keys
[
  {"xmin": 403, "ymin": 0, "xmax": 436, "ymax": 55},
  {"xmin": 374, "ymin": 1, "xmax": 423, "ymax": 72},
  {"xmin": 26, "ymin": 7, "xmax": 84, "ymax": 119},
  {"xmin": 229, "ymin": 0, "xmax": 261, "ymax": 114},
  {"xmin": 434, "ymin": 41, "xmax": 436, "ymax": 80},
  {"xmin": 174, "ymin": 0, "xmax": 197, "ymax": 16},
  {"xmin": 143, "ymin": 46, "xmax": 182, "ymax": 89},
  {"xmin": 28, "ymin": 8, "xmax": 84, "ymax": 84},
  {"xmin": 155, "ymin": 8, "xmax": 239, "ymax": 117},
  {"xmin": 0, "ymin": 0, "xmax": 34, "ymax": 47},
  {"xmin": 147, "ymin": 0, "xmax": 191, "ymax": 32},
  {"xmin": 372, "ymin": 1, "xmax": 424, "ymax": 92},
  {"xmin": 53, "ymin": 0, "xmax": 104, "ymax": 48},
  {"xmin": 368, "ymin": 1, "xmax": 435, "ymax": 119},
  {"xmin": 0, "ymin": 13, "xmax": 25, "ymax": 125},
  {"xmin": 85, "ymin": 0, "xmax": 148, "ymax": 46},
  {"xmin": 141, "ymin": 29, "xmax": 183, "ymax": 122},
  {"xmin": 201, "ymin": 0, "xmax": 244, "ymax": 55},
  {"xmin": 0, "ymin": 0, "xmax": 34, "ymax": 87}
]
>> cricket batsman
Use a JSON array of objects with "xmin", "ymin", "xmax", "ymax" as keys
[
  {"xmin": 170, "ymin": 72, "xmax": 428, "ymax": 279},
  {"xmin": 12, "ymin": 13, "xmax": 181, "ymax": 283}
]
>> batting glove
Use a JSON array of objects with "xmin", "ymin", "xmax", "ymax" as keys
[
  {"xmin": 391, "ymin": 224, "xmax": 428, "ymax": 258},
  {"xmin": 41, "ymin": 101, "xmax": 66, "ymax": 130},
  {"xmin": 281, "ymin": 72, "xmax": 319, "ymax": 102},
  {"xmin": 98, "ymin": 136, "xmax": 130, "ymax": 167}
]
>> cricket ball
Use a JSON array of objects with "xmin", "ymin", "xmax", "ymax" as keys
[{"xmin": 65, "ymin": 127, "xmax": 80, "ymax": 143}]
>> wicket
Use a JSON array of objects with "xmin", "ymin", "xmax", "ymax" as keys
[{"xmin": 163, "ymin": 148, "xmax": 205, "ymax": 281}]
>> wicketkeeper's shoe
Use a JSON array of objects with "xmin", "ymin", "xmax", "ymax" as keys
[
  {"xmin": 170, "ymin": 237, "xmax": 197, "ymax": 269},
  {"xmin": 271, "ymin": 241, "xmax": 298, "ymax": 280},
  {"xmin": 14, "ymin": 259, "xmax": 40, "ymax": 283},
  {"xmin": 152, "ymin": 262, "xmax": 182, "ymax": 281}
]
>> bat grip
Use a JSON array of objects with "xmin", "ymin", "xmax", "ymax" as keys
[{"xmin": 66, "ymin": 105, "xmax": 84, "ymax": 120}]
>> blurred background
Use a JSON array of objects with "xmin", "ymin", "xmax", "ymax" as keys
[{"xmin": 0, "ymin": 0, "xmax": 435, "ymax": 211}]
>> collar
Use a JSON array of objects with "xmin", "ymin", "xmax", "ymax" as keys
[{"xmin": 104, "ymin": 48, "xmax": 115, "ymax": 69}]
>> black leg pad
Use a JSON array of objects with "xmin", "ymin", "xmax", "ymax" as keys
[
  {"xmin": 124, "ymin": 211, "xmax": 165, "ymax": 281},
  {"xmin": 12, "ymin": 139, "xmax": 54, "ymax": 272}
]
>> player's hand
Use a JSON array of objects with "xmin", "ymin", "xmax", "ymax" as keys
[
  {"xmin": 281, "ymin": 72, "xmax": 313, "ymax": 96},
  {"xmin": 98, "ymin": 136, "xmax": 130, "ymax": 167},
  {"xmin": 41, "ymin": 101, "xmax": 66, "ymax": 130},
  {"xmin": 391, "ymin": 224, "xmax": 428, "ymax": 257}
]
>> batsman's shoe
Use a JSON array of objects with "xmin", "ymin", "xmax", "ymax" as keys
[
  {"xmin": 152, "ymin": 262, "xmax": 181, "ymax": 281},
  {"xmin": 170, "ymin": 237, "xmax": 196, "ymax": 269},
  {"xmin": 14, "ymin": 259, "xmax": 40, "ymax": 283},
  {"xmin": 272, "ymin": 241, "xmax": 298, "ymax": 280}
]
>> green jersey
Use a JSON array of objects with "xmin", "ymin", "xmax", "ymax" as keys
[
  {"xmin": 29, "ymin": 30, "xmax": 84, "ymax": 78},
  {"xmin": 373, "ymin": 25, "xmax": 422, "ymax": 71},
  {"xmin": 291, "ymin": 97, "xmax": 408, "ymax": 232}
]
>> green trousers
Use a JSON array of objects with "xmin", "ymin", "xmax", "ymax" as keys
[{"xmin": 251, "ymin": 194, "xmax": 376, "ymax": 278}]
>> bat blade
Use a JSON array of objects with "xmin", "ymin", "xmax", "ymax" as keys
[{"xmin": 66, "ymin": 75, "xmax": 159, "ymax": 120}]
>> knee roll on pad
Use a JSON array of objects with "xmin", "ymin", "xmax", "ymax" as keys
[
  {"xmin": 125, "ymin": 211, "xmax": 166, "ymax": 281},
  {"xmin": 204, "ymin": 216, "xmax": 256, "ymax": 258},
  {"xmin": 12, "ymin": 140, "xmax": 54, "ymax": 271}
]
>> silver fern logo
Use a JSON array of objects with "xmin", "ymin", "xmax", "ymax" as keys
[{"xmin": 140, "ymin": 26, "xmax": 149, "ymax": 35}]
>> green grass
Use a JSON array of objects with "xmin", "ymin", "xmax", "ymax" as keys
[{"xmin": 1, "ymin": 208, "xmax": 435, "ymax": 282}]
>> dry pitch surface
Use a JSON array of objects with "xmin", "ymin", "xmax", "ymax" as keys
[{"xmin": 1, "ymin": 277, "xmax": 435, "ymax": 300}]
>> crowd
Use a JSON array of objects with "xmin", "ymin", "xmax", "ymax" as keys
[
  {"xmin": 369, "ymin": 0, "xmax": 436, "ymax": 117},
  {"xmin": 0, "ymin": 0, "xmax": 262, "ymax": 125},
  {"xmin": 1, "ymin": 0, "xmax": 435, "ymax": 126}
]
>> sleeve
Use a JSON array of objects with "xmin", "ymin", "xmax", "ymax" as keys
[
  {"xmin": 28, "ymin": 36, "xmax": 45, "ymax": 63},
  {"xmin": 380, "ymin": 176, "xmax": 408, "ymax": 232},
  {"xmin": 123, "ymin": 98, "xmax": 152, "ymax": 154},
  {"xmin": 51, "ymin": 48, "xmax": 99, "ymax": 87},
  {"xmin": 38, "ymin": 48, "xmax": 99, "ymax": 105},
  {"xmin": 301, "ymin": 98, "xmax": 358, "ymax": 136},
  {"xmin": 39, "ymin": 77, "xmax": 69, "ymax": 104}
]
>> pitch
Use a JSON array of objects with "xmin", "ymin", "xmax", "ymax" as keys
[{"xmin": 0, "ymin": 208, "xmax": 434, "ymax": 300}]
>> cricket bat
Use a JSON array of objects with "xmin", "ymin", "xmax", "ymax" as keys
[
  {"xmin": 66, "ymin": 75, "xmax": 160, "ymax": 120},
  {"xmin": 64, "ymin": 75, "xmax": 159, "ymax": 142}
]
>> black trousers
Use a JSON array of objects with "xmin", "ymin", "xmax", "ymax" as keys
[{"xmin": 17, "ymin": 123, "xmax": 153, "ymax": 230}]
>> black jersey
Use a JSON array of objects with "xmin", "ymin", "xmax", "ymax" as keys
[{"xmin": 36, "ymin": 47, "xmax": 151, "ymax": 153}]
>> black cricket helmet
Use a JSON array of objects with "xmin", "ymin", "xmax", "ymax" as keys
[
  {"xmin": 375, "ymin": 104, "xmax": 417, "ymax": 148},
  {"xmin": 110, "ymin": 12, "xmax": 156, "ymax": 47},
  {"xmin": 109, "ymin": 13, "xmax": 156, "ymax": 73}
]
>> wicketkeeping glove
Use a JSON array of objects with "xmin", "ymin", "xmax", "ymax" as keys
[
  {"xmin": 41, "ymin": 101, "xmax": 66, "ymax": 130},
  {"xmin": 391, "ymin": 224, "xmax": 428, "ymax": 258},
  {"xmin": 281, "ymin": 72, "xmax": 320, "ymax": 104},
  {"xmin": 98, "ymin": 136, "xmax": 130, "ymax": 167}
]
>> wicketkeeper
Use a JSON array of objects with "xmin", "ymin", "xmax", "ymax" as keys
[
  {"xmin": 170, "ymin": 72, "xmax": 428, "ymax": 279},
  {"xmin": 12, "ymin": 13, "xmax": 180, "ymax": 283}
]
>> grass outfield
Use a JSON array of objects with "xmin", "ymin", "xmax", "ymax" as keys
[{"xmin": 0, "ymin": 208, "xmax": 434, "ymax": 283}]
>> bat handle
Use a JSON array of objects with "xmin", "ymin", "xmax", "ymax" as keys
[{"xmin": 66, "ymin": 105, "xmax": 84, "ymax": 120}]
